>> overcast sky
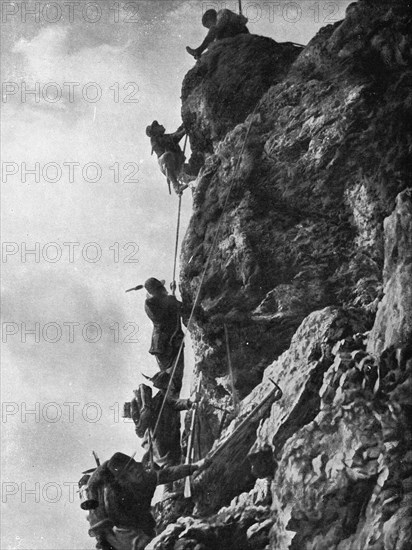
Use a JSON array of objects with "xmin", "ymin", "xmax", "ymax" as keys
[{"xmin": 1, "ymin": 1, "xmax": 352, "ymax": 548}]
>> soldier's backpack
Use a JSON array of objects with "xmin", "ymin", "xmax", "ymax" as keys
[{"xmin": 123, "ymin": 384, "xmax": 154, "ymax": 438}]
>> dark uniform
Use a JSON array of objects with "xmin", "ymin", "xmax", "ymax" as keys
[
  {"xmin": 149, "ymin": 125, "xmax": 185, "ymax": 162},
  {"xmin": 146, "ymin": 121, "xmax": 186, "ymax": 195},
  {"xmin": 140, "ymin": 392, "xmax": 191, "ymax": 467},
  {"xmin": 144, "ymin": 284, "xmax": 184, "ymax": 397},
  {"xmin": 127, "ymin": 386, "xmax": 192, "ymax": 498},
  {"xmin": 81, "ymin": 453, "xmax": 201, "ymax": 550},
  {"xmin": 186, "ymin": 9, "xmax": 249, "ymax": 59}
]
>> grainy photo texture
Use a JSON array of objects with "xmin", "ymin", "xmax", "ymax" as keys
[{"xmin": 1, "ymin": 1, "xmax": 411, "ymax": 549}]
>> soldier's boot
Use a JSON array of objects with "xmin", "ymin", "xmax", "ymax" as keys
[
  {"xmin": 186, "ymin": 46, "xmax": 200, "ymax": 59},
  {"xmin": 173, "ymin": 181, "xmax": 188, "ymax": 196}
]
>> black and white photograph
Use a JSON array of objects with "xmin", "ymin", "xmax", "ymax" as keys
[{"xmin": 1, "ymin": 0, "xmax": 411, "ymax": 549}]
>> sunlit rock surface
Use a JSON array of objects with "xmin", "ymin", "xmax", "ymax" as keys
[
  {"xmin": 367, "ymin": 189, "xmax": 412, "ymax": 357},
  {"xmin": 150, "ymin": 1, "xmax": 412, "ymax": 548}
]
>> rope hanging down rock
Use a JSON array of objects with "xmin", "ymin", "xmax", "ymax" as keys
[
  {"xmin": 171, "ymin": 195, "xmax": 182, "ymax": 296},
  {"xmin": 184, "ymin": 375, "xmax": 202, "ymax": 498},
  {"xmin": 171, "ymin": 134, "xmax": 189, "ymax": 295},
  {"xmin": 153, "ymin": 107, "xmax": 259, "ymax": 440}
]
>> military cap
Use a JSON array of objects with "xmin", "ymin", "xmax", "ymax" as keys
[
  {"xmin": 146, "ymin": 120, "xmax": 162, "ymax": 137},
  {"xmin": 144, "ymin": 277, "xmax": 166, "ymax": 294},
  {"xmin": 202, "ymin": 9, "xmax": 217, "ymax": 26}
]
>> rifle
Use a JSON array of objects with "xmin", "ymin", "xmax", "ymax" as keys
[{"xmin": 184, "ymin": 376, "xmax": 202, "ymax": 497}]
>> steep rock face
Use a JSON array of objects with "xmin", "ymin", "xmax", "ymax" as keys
[
  {"xmin": 151, "ymin": 1, "xmax": 412, "ymax": 549},
  {"xmin": 152, "ymin": 188, "xmax": 412, "ymax": 549},
  {"xmin": 266, "ymin": 328, "xmax": 412, "ymax": 550},
  {"xmin": 180, "ymin": 0, "xmax": 411, "ymax": 443},
  {"xmin": 182, "ymin": 34, "xmax": 302, "ymax": 168},
  {"xmin": 192, "ymin": 306, "xmax": 371, "ymax": 514},
  {"xmin": 367, "ymin": 189, "xmax": 412, "ymax": 357}
]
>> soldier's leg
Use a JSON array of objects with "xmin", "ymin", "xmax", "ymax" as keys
[
  {"xmin": 162, "ymin": 153, "xmax": 186, "ymax": 195},
  {"xmin": 160, "ymin": 414, "xmax": 184, "ymax": 498},
  {"xmin": 186, "ymin": 26, "xmax": 217, "ymax": 57},
  {"xmin": 168, "ymin": 170, "xmax": 187, "ymax": 196},
  {"xmin": 169, "ymin": 350, "xmax": 184, "ymax": 398},
  {"xmin": 155, "ymin": 352, "xmax": 173, "ymax": 372},
  {"xmin": 153, "ymin": 349, "xmax": 184, "ymax": 398},
  {"xmin": 157, "ymin": 154, "xmax": 168, "ymax": 177}
]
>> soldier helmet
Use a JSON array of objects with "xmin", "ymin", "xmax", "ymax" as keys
[
  {"xmin": 202, "ymin": 9, "xmax": 217, "ymax": 27},
  {"xmin": 144, "ymin": 277, "xmax": 166, "ymax": 294},
  {"xmin": 107, "ymin": 452, "xmax": 143, "ymax": 476},
  {"xmin": 146, "ymin": 120, "xmax": 164, "ymax": 137}
]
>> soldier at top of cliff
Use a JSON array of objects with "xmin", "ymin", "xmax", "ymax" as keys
[{"xmin": 186, "ymin": 8, "xmax": 249, "ymax": 59}]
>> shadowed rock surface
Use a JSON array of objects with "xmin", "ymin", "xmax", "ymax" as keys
[
  {"xmin": 149, "ymin": 1, "xmax": 412, "ymax": 549},
  {"xmin": 182, "ymin": 34, "xmax": 302, "ymax": 169}
]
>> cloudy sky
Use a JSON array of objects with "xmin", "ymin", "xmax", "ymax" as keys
[{"xmin": 1, "ymin": 1, "xmax": 352, "ymax": 548}]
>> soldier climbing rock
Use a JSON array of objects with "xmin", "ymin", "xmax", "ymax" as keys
[
  {"xmin": 144, "ymin": 277, "xmax": 185, "ymax": 397},
  {"xmin": 124, "ymin": 381, "xmax": 199, "ymax": 498},
  {"xmin": 79, "ymin": 452, "xmax": 210, "ymax": 550},
  {"xmin": 186, "ymin": 8, "xmax": 249, "ymax": 59},
  {"xmin": 146, "ymin": 120, "xmax": 188, "ymax": 196},
  {"xmin": 126, "ymin": 384, "xmax": 192, "ymax": 467}
]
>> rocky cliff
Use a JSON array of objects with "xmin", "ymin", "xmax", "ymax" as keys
[{"xmin": 151, "ymin": 1, "xmax": 412, "ymax": 548}]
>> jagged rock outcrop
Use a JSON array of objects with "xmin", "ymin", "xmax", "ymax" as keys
[
  {"xmin": 192, "ymin": 306, "xmax": 372, "ymax": 514},
  {"xmin": 153, "ymin": 189, "xmax": 412, "ymax": 548},
  {"xmin": 150, "ymin": 1, "xmax": 412, "ymax": 549},
  {"xmin": 182, "ymin": 34, "xmax": 302, "ymax": 169},
  {"xmin": 179, "ymin": 0, "xmax": 411, "ymax": 450},
  {"xmin": 367, "ymin": 189, "xmax": 412, "ymax": 357},
  {"xmin": 148, "ymin": 479, "xmax": 273, "ymax": 550}
]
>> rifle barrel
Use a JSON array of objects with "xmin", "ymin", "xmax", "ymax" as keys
[{"xmin": 184, "ymin": 377, "xmax": 202, "ymax": 497}]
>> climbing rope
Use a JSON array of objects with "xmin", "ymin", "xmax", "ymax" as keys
[
  {"xmin": 147, "ymin": 429, "xmax": 155, "ymax": 470},
  {"xmin": 171, "ymin": 195, "xmax": 182, "ymax": 295},
  {"xmin": 171, "ymin": 133, "xmax": 189, "ymax": 295},
  {"xmin": 224, "ymin": 323, "xmax": 239, "ymax": 414},
  {"xmin": 184, "ymin": 376, "xmax": 202, "ymax": 497},
  {"xmin": 153, "ymin": 104, "xmax": 260, "ymax": 439}
]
